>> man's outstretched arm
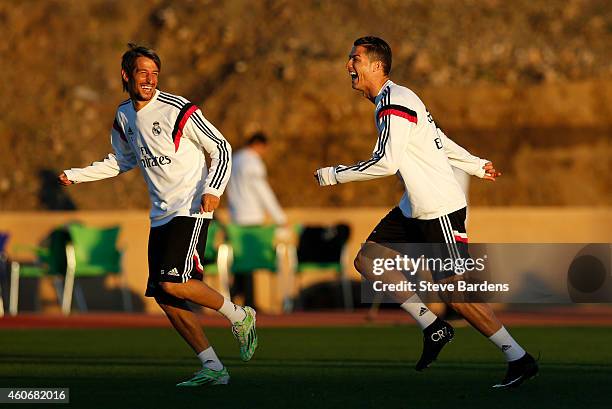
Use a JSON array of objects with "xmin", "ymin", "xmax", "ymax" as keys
[
  {"xmin": 315, "ymin": 113, "xmax": 410, "ymax": 186},
  {"xmin": 58, "ymin": 119, "xmax": 138, "ymax": 185},
  {"xmin": 439, "ymin": 128, "xmax": 501, "ymax": 181}
]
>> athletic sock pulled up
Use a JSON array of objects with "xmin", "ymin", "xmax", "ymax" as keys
[
  {"xmin": 489, "ymin": 326, "xmax": 526, "ymax": 361},
  {"xmin": 400, "ymin": 294, "xmax": 437, "ymax": 330},
  {"xmin": 217, "ymin": 298, "xmax": 247, "ymax": 324},
  {"xmin": 197, "ymin": 347, "xmax": 223, "ymax": 371}
]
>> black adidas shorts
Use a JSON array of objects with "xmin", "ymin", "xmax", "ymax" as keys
[
  {"xmin": 368, "ymin": 207, "xmax": 468, "ymax": 245},
  {"xmin": 367, "ymin": 207, "xmax": 469, "ymax": 280},
  {"xmin": 145, "ymin": 216, "xmax": 210, "ymax": 305}
]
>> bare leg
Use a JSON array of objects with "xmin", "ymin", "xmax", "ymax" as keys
[
  {"xmin": 448, "ymin": 302, "xmax": 502, "ymax": 337},
  {"xmin": 160, "ymin": 280, "xmax": 224, "ymax": 310},
  {"xmin": 158, "ymin": 302, "xmax": 209, "ymax": 353},
  {"xmin": 355, "ymin": 241, "xmax": 418, "ymax": 302},
  {"xmin": 355, "ymin": 241, "xmax": 439, "ymax": 329},
  {"xmin": 436, "ymin": 275, "xmax": 503, "ymax": 337}
]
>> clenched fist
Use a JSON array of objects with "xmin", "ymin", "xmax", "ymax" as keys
[
  {"xmin": 200, "ymin": 193, "xmax": 220, "ymax": 213},
  {"xmin": 58, "ymin": 172, "xmax": 73, "ymax": 186}
]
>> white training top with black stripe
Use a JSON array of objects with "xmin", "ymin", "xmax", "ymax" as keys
[
  {"xmin": 64, "ymin": 89, "xmax": 232, "ymax": 227},
  {"xmin": 334, "ymin": 80, "xmax": 488, "ymax": 220}
]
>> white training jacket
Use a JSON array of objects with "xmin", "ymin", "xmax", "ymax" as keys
[
  {"xmin": 64, "ymin": 90, "xmax": 232, "ymax": 227},
  {"xmin": 317, "ymin": 80, "xmax": 488, "ymax": 220},
  {"xmin": 227, "ymin": 148, "xmax": 287, "ymax": 225}
]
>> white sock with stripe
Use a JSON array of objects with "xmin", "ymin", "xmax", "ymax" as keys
[
  {"xmin": 217, "ymin": 298, "xmax": 246, "ymax": 324},
  {"xmin": 197, "ymin": 347, "xmax": 223, "ymax": 370},
  {"xmin": 400, "ymin": 294, "xmax": 437, "ymax": 329},
  {"xmin": 489, "ymin": 326, "xmax": 526, "ymax": 361}
]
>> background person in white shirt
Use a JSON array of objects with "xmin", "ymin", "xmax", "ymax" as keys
[
  {"xmin": 227, "ymin": 133, "xmax": 287, "ymax": 226},
  {"xmin": 227, "ymin": 133, "xmax": 287, "ymax": 306}
]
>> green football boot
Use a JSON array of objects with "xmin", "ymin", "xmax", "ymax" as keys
[
  {"xmin": 176, "ymin": 366, "xmax": 230, "ymax": 387},
  {"xmin": 231, "ymin": 306, "xmax": 258, "ymax": 361}
]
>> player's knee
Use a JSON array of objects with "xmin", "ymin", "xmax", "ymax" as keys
[
  {"xmin": 354, "ymin": 251, "xmax": 366, "ymax": 275},
  {"xmin": 354, "ymin": 250, "xmax": 373, "ymax": 279}
]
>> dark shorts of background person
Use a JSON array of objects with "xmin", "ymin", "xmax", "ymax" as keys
[
  {"xmin": 367, "ymin": 206, "xmax": 469, "ymax": 281},
  {"xmin": 146, "ymin": 216, "xmax": 210, "ymax": 308}
]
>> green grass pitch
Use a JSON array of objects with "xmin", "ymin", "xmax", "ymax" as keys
[{"xmin": 1, "ymin": 325, "xmax": 611, "ymax": 408}]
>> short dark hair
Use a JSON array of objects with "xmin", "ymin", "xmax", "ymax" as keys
[
  {"xmin": 246, "ymin": 132, "xmax": 268, "ymax": 146},
  {"xmin": 353, "ymin": 36, "xmax": 392, "ymax": 75},
  {"xmin": 121, "ymin": 43, "xmax": 161, "ymax": 92}
]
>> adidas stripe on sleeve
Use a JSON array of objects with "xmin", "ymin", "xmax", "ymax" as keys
[
  {"xmin": 182, "ymin": 108, "xmax": 232, "ymax": 196},
  {"xmin": 334, "ymin": 91, "xmax": 413, "ymax": 184}
]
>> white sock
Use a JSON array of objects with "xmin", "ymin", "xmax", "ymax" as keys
[
  {"xmin": 400, "ymin": 294, "xmax": 437, "ymax": 330},
  {"xmin": 489, "ymin": 326, "xmax": 526, "ymax": 361},
  {"xmin": 197, "ymin": 347, "xmax": 223, "ymax": 370},
  {"xmin": 217, "ymin": 298, "xmax": 246, "ymax": 324}
]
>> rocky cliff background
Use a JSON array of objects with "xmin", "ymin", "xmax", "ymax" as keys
[{"xmin": 1, "ymin": 0, "xmax": 610, "ymax": 210}]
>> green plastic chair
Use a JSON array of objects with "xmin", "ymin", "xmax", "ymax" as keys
[
  {"xmin": 8, "ymin": 228, "xmax": 72, "ymax": 315},
  {"xmin": 202, "ymin": 220, "xmax": 230, "ymax": 297},
  {"xmin": 224, "ymin": 224, "xmax": 285, "ymax": 308},
  {"xmin": 203, "ymin": 220, "xmax": 220, "ymax": 272},
  {"xmin": 9, "ymin": 246, "xmax": 48, "ymax": 316},
  {"xmin": 0, "ymin": 232, "xmax": 9, "ymax": 316},
  {"xmin": 62, "ymin": 224, "xmax": 132, "ymax": 315},
  {"xmin": 225, "ymin": 225, "xmax": 278, "ymax": 274},
  {"xmin": 287, "ymin": 224, "xmax": 353, "ymax": 311}
]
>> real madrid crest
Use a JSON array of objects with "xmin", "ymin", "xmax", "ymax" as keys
[{"xmin": 152, "ymin": 121, "xmax": 161, "ymax": 136}]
